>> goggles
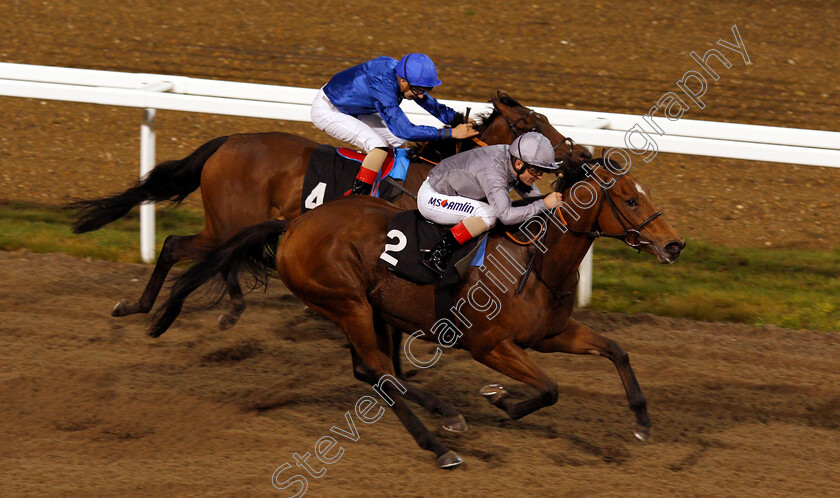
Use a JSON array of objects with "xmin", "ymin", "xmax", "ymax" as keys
[
  {"xmin": 525, "ymin": 165, "xmax": 553, "ymax": 177},
  {"xmin": 409, "ymin": 85, "xmax": 433, "ymax": 96}
]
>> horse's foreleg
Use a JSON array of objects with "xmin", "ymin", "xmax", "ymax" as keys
[
  {"xmin": 112, "ymin": 234, "xmax": 196, "ymax": 317},
  {"xmin": 373, "ymin": 320, "xmax": 465, "ymax": 432},
  {"xmin": 532, "ymin": 318, "xmax": 650, "ymax": 441},
  {"xmin": 386, "ymin": 327, "xmax": 415, "ymax": 380},
  {"xmin": 334, "ymin": 311, "xmax": 461, "ymax": 467},
  {"xmin": 472, "ymin": 339, "xmax": 559, "ymax": 421}
]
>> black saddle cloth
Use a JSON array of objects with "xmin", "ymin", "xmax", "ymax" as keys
[
  {"xmin": 378, "ymin": 210, "xmax": 487, "ymax": 286},
  {"xmin": 301, "ymin": 145, "xmax": 404, "ymax": 214}
]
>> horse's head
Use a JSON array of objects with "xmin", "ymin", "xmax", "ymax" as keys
[
  {"xmin": 554, "ymin": 157, "xmax": 685, "ymax": 264},
  {"xmin": 409, "ymin": 91, "xmax": 592, "ymax": 165},
  {"xmin": 487, "ymin": 91, "xmax": 592, "ymax": 168}
]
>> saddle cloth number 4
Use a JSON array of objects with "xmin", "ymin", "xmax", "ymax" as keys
[
  {"xmin": 379, "ymin": 229, "xmax": 407, "ymax": 266},
  {"xmin": 304, "ymin": 182, "xmax": 327, "ymax": 210}
]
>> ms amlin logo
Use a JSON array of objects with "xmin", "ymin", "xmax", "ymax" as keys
[{"xmin": 428, "ymin": 197, "xmax": 475, "ymax": 214}]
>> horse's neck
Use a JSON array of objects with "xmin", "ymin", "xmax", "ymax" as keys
[
  {"xmin": 480, "ymin": 116, "xmax": 512, "ymax": 146},
  {"xmin": 538, "ymin": 198, "xmax": 601, "ymax": 286},
  {"xmin": 404, "ymin": 161, "xmax": 433, "ymax": 192}
]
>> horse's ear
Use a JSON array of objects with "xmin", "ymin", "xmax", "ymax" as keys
[{"xmin": 491, "ymin": 90, "xmax": 510, "ymax": 109}]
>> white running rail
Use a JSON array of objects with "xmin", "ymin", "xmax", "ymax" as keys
[{"xmin": 3, "ymin": 63, "xmax": 840, "ymax": 306}]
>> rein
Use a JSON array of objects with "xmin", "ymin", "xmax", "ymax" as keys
[
  {"xmin": 506, "ymin": 208, "xmax": 567, "ymax": 245},
  {"xmin": 512, "ymin": 209, "xmax": 576, "ymax": 303}
]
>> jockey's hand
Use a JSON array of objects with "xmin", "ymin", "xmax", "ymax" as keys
[
  {"xmin": 544, "ymin": 192, "xmax": 563, "ymax": 210},
  {"xmin": 451, "ymin": 123, "xmax": 479, "ymax": 140}
]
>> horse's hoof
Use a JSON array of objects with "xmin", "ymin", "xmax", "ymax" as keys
[
  {"xmin": 479, "ymin": 384, "xmax": 508, "ymax": 405},
  {"xmin": 112, "ymin": 300, "xmax": 129, "ymax": 317},
  {"xmin": 633, "ymin": 424, "xmax": 650, "ymax": 441},
  {"xmin": 436, "ymin": 450, "xmax": 463, "ymax": 469},
  {"xmin": 218, "ymin": 313, "xmax": 238, "ymax": 331},
  {"xmin": 442, "ymin": 414, "xmax": 467, "ymax": 433}
]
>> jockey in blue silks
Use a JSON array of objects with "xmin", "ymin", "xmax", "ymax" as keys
[{"xmin": 311, "ymin": 53, "xmax": 478, "ymax": 195}]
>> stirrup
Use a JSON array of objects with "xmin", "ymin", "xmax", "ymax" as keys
[
  {"xmin": 422, "ymin": 230, "xmax": 459, "ymax": 277},
  {"xmin": 349, "ymin": 178, "xmax": 373, "ymax": 196},
  {"xmin": 421, "ymin": 254, "xmax": 448, "ymax": 278}
]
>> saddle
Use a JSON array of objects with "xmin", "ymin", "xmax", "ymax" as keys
[
  {"xmin": 301, "ymin": 145, "xmax": 410, "ymax": 213},
  {"xmin": 378, "ymin": 210, "xmax": 488, "ymax": 286},
  {"xmin": 377, "ymin": 210, "xmax": 488, "ymax": 329}
]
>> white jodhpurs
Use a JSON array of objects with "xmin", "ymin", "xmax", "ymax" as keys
[
  {"xmin": 417, "ymin": 180, "xmax": 497, "ymax": 227},
  {"xmin": 310, "ymin": 88, "xmax": 405, "ymax": 152}
]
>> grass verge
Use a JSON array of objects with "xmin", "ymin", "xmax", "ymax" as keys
[
  {"xmin": 1, "ymin": 202, "xmax": 838, "ymax": 331},
  {"xmin": 591, "ymin": 239, "xmax": 840, "ymax": 331},
  {"xmin": 0, "ymin": 201, "xmax": 204, "ymax": 263}
]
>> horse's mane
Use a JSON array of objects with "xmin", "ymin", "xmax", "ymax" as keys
[
  {"xmin": 553, "ymin": 157, "xmax": 591, "ymax": 193},
  {"xmin": 469, "ymin": 93, "xmax": 523, "ymax": 131}
]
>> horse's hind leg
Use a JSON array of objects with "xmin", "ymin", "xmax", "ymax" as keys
[
  {"xmin": 386, "ymin": 328, "xmax": 420, "ymax": 381},
  {"xmin": 533, "ymin": 318, "xmax": 650, "ymax": 441},
  {"xmin": 112, "ymin": 234, "xmax": 197, "ymax": 317},
  {"xmin": 388, "ymin": 326, "xmax": 403, "ymax": 378},
  {"xmin": 217, "ymin": 279, "xmax": 246, "ymax": 331}
]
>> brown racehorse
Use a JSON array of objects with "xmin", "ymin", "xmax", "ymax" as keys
[
  {"xmin": 147, "ymin": 158, "xmax": 685, "ymax": 468},
  {"xmin": 69, "ymin": 91, "xmax": 591, "ymax": 330}
]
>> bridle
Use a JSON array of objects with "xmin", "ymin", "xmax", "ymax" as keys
[
  {"xmin": 561, "ymin": 168, "xmax": 662, "ymax": 250},
  {"xmin": 502, "ymin": 109, "xmax": 537, "ymax": 138},
  {"xmin": 515, "ymin": 167, "xmax": 662, "ymax": 304},
  {"xmin": 502, "ymin": 109, "xmax": 575, "ymax": 166}
]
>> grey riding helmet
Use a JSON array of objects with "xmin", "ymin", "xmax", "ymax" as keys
[{"xmin": 510, "ymin": 132, "xmax": 559, "ymax": 170}]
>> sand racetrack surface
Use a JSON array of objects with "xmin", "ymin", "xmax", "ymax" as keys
[
  {"xmin": 1, "ymin": 250, "xmax": 839, "ymax": 496},
  {"xmin": 1, "ymin": 1, "xmax": 839, "ymax": 496}
]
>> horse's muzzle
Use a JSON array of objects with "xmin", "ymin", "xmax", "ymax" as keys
[{"xmin": 664, "ymin": 240, "xmax": 686, "ymax": 263}]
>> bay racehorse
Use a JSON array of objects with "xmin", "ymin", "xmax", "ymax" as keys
[
  {"xmin": 69, "ymin": 91, "xmax": 591, "ymax": 330},
  {"xmin": 147, "ymin": 157, "xmax": 684, "ymax": 468}
]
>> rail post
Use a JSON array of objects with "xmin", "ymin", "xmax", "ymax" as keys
[
  {"xmin": 139, "ymin": 107, "xmax": 156, "ymax": 263},
  {"xmin": 575, "ymin": 117, "xmax": 610, "ymax": 307}
]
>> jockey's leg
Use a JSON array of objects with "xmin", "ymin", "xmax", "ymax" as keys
[
  {"xmin": 351, "ymin": 146, "xmax": 388, "ymax": 195},
  {"xmin": 310, "ymin": 89, "xmax": 392, "ymax": 196},
  {"xmin": 351, "ymin": 113, "xmax": 406, "ymax": 195},
  {"xmin": 417, "ymin": 181, "xmax": 497, "ymax": 277},
  {"xmin": 422, "ymin": 216, "xmax": 488, "ymax": 276}
]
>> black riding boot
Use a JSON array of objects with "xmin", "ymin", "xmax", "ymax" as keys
[
  {"xmin": 422, "ymin": 230, "xmax": 460, "ymax": 277},
  {"xmin": 350, "ymin": 178, "xmax": 373, "ymax": 196}
]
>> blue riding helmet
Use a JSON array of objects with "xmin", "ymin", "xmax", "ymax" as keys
[{"xmin": 396, "ymin": 53, "xmax": 442, "ymax": 88}]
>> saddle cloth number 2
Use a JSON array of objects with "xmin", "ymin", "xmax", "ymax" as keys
[{"xmin": 379, "ymin": 229, "xmax": 407, "ymax": 266}]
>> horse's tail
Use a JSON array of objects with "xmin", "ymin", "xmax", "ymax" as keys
[
  {"xmin": 147, "ymin": 219, "xmax": 290, "ymax": 338},
  {"xmin": 67, "ymin": 135, "xmax": 230, "ymax": 233}
]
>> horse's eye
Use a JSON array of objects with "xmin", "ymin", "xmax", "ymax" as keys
[{"xmin": 626, "ymin": 199, "xmax": 638, "ymax": 207}]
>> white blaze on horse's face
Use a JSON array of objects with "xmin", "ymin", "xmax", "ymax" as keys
[{"xmin": 635, "ymin": 181, "xmax": 646, "ymax": 196}]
